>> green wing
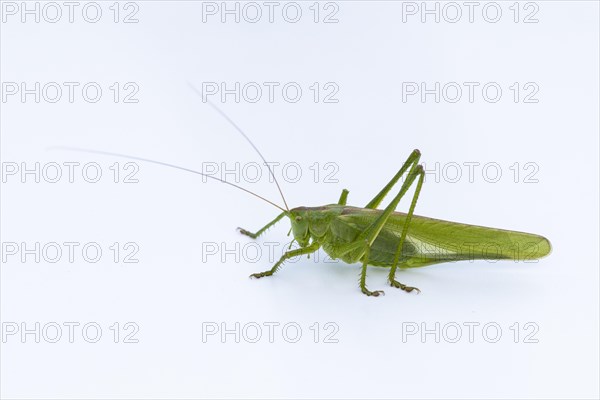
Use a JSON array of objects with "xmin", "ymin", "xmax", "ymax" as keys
[
  {"xmin": 401, "ymin": 213, "xmax": 551, "ymax": 267},
  {"xmin": 336, "ymin": 207, "xmax": 552, "ymax": 268}
]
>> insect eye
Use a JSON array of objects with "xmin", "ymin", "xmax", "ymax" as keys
[{"xmin": 295, "ymin": 216, "xmax": 302, "ymax": 222}]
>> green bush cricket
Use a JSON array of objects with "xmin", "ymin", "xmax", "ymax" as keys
[
  {"xmin": 55, "ymin": 98, "xmax": 551, "ymax": 297},
  {"xmin": 235, "ymin": 148, "xmax": 551, "ymax": 296}
]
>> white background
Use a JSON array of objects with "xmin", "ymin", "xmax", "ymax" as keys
[{"xmin": 1, "ymin": 1, "xmax": 599, "ymax": 399}]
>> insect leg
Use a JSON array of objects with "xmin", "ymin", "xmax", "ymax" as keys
[
  {"xmin": 337, "ymin": 189, "xmax": 349, "ymax": 205},
  {"xmin": 359, "ymin": 240, "xmax": 385, "ymax": 297},
  {"xmin": 364, "ymin": 149, "xmax": 421, "ymax": 209},
  {"xmin": 332, "ymin": 239, "xmax": 384, "ymax": 296},
  {"xmin": 389, "ymin": 167, "xmax": 425, "ymax": 293},
  {"xmin": 356, "ymin": 163, "xmax": 424, "ymax": 294},
  {"xmin": 249, "ymin": 241, "xmax": 320, "ymax": 278},
  {"xmin": 238, "ymin": 212, "xmax": 287, "ymax": 239},
  {"xmin": 333, "ymin": 163, "xmax": 423, "ymax": 295},
  {"xmin": 358, "ymin": 163, "xmax": 422, "ymax": 245}
]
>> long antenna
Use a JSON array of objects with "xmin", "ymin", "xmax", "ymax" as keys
[
  {"xmin": 48, "ymin": 147, "xmax": 287, "ymax": 213},
  {"xmin": 187, "ymin": 83, "xmax": 290, "ymax": 212}
]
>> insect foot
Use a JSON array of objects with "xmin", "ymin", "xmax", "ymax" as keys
[
  {"xmin": 237, "ymin": 227, "xmax": 257, "ymax": 239},
  {"xmin": 361, "ymin": 288, "xmax": 385, "ymax": 297},
  {"xmin": 390, "ymin": 280, "xmax": 421, "ymax": 294},
  {"xmin": 249, "ymin": 271, "xmax": 273, "ymax": 279}
]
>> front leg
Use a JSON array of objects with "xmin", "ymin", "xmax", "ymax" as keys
[
  {"xmin": 238, "ymin": 212, "xmax": 286, "ymax": 239},
  {"xmin": 250, "ymin": 242, "xmax": 320, "ymax": 278}
]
